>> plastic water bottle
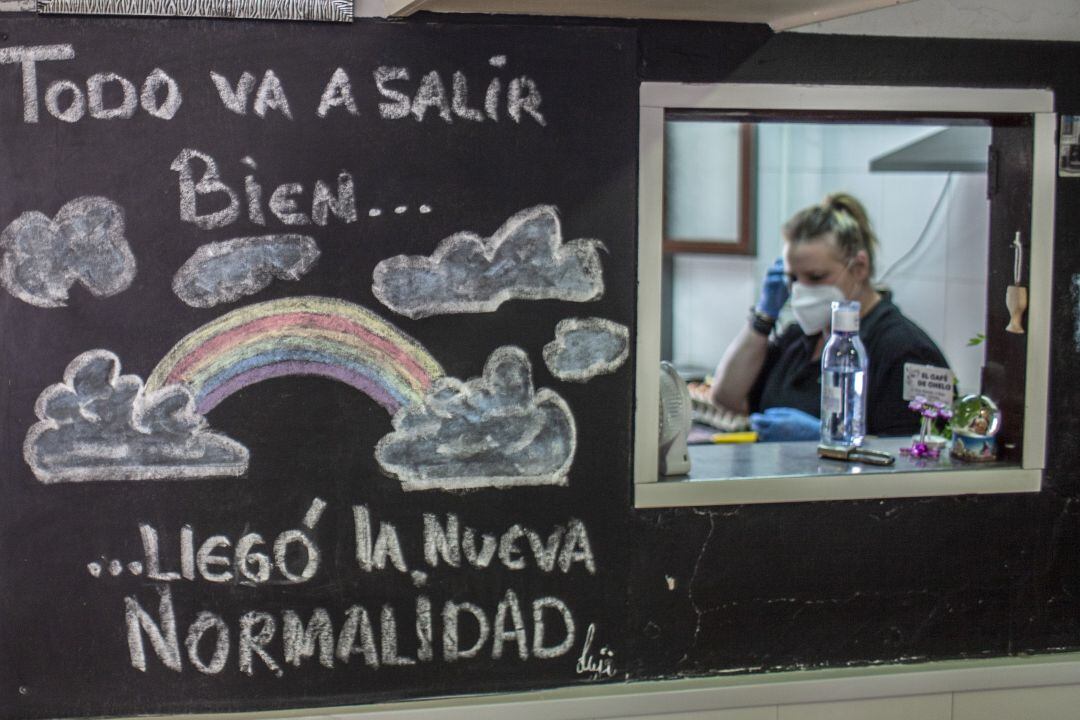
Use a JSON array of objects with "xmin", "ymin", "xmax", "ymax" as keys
[{"xmin": 820, "ymin": 300, "xmax": 868, "ymax": 447}]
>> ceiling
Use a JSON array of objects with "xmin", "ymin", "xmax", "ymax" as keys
[{"xmin": 382, "ymin": 0, "xmax": 920, "ymax": 31}]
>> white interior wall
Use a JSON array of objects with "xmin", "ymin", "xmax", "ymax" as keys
[{"xmin": 670, "ymin": 122, "xmax": 989, "ymax": 395}]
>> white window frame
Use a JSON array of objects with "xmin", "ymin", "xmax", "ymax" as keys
[{"xmin": 635, "ymin": 82, "xmax": 1056, "ymax": 509}]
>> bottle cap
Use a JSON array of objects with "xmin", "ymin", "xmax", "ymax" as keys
[{"xmin": 831, "ymin": 300, "xmax": 860, "ymax": 332}]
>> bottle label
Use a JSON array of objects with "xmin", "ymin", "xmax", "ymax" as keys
[
  {"xmin": 832, "ymin": 311, "xmax": 859, "ymax": 333},
  {"xmin": 822, "ymin": 382, "xmax": 842, "ymax": 415}
]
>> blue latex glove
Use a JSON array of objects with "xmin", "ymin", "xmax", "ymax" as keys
[
  {"xmin": 755, "ymin": 257, "xmax": 789, "ymax": 319},
  {"xmin": 750, "ymin": 407, "xmax": 821, "ymax": 442}
]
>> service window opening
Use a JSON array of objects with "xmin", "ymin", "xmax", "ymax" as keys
[{"xmin": 635, "ymin": 84, "xmax": 1054, "ymax": 508}]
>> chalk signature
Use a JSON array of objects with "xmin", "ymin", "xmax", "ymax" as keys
[{"xmin": 576, "ymin": 623, "xmax": 616, "ymax": 679}]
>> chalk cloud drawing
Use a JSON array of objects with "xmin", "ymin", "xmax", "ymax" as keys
[
  {"xmin": 543, "ymin": 317, "xmax": 629, "ymax": 382},
  {"xmin": 376, "ymin": 346, "xmax": 575, "ymax": 491},
  {"xmin": 0, "ymin": 196, "xmax": 136, "ymax": 307},
  {"xmin": 25, "ymin": 350, "xmax": 249, "ymax": 483},
  {"xmin": 173, "ymin": 234, "xmax": 320, "ymax": 308},
  {"xmin": 372, "ymin": 205, "xmax": 604, "ymax": 319}
]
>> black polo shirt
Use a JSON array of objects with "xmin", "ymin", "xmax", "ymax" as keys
[{"xmin": 749, "ymin": 294, "xmax": 950, "ymax": 437}]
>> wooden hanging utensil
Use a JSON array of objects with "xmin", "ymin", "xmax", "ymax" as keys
[{"xmin": 1006, "ymin": 231, "xmax": 1027, "ymax": 334}]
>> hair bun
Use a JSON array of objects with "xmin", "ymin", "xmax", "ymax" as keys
[{"xmin": 785, "ymin": 192, "xmax": 879, "ymax": 277}]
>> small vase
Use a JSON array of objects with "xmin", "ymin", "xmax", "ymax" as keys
[
  {"xmin": 1006, "ymin": 285, "xmax": 1027, "ymax": 334},
  {"xmin": 909, "ymin": 417, "xmax": 947, "ymax": 455}
]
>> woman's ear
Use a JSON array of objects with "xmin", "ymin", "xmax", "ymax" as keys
[{"xmin": 849, "ymin": 249, "xmax": 871, "ymax": 282}]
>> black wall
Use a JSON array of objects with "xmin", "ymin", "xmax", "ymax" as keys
[
  {"xmin": 0, "ymin": 11, "xmax": 1077, "ymax": 719},
  {"xmin": 629, "ymin": 27, "xmax": 1080, "ymax": 678}
]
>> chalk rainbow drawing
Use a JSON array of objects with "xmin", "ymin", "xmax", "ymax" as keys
[{"xmin": 146, "ymin": 296, "xmax": 444, "ymax": 414}]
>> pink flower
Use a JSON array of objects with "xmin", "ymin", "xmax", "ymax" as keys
[
  {"xmin": 901, "ymin": 442, "xmax": 940, "ymax": 459},
  {"xmin": 909, "ymin": 397, "xmax": 954, "ymax": 421}
]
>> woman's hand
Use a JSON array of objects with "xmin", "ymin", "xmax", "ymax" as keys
[
  {"xmin": 755, "ymin": 257, "xmax": 789, "ymax": 319},
  {"xmin": 750, "ymin": 407, "xmax": 820, "ymax": 442}
]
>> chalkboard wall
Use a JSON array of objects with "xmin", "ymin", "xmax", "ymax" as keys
[{"xmin": 0, "ymin": 12, "xmax": 1078, "ymax": 720}]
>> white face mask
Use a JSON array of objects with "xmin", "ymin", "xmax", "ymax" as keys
[{"xmin": 790, "ymin": 282, "xmax": 845, "ymax": 335}]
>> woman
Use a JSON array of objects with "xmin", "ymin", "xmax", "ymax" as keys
[{"xmin": 709, "ymin": 193, "xmax": 949, "ymax": 441}]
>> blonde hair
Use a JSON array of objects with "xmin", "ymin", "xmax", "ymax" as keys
[{"xmin": 783, "ymin": 193, "xmax": 880, "ymax": 277}]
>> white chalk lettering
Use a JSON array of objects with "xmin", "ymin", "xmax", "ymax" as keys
[
  {"xmin": 170, "ymin": 148, "xmax": 241, "ymax": 230},
  {"xmin": 558, "ymin": 519, "xmax": 596, "ymax": 574},
  {"xmin": 532, "ymin": 596, "xmax": 575, "ymax": 659},
  {"xmin": 424, "ymin": 512, "xmax": 461, "ymax": 568},
  {"xmin": 575, "ymin": 623, "xmax": 616, "ymax": 678},
  {"xmin": 317, "ymin": 67, "xmax": 358, "ymax": 117},
  {"xmin": 185, "ymin": 612, "xmax": 230, "ymax": 675},
  {"xmin": 243, "ymin": 157, "xmax": 266, "ymax": 225},
  {"xmin": 273, "ymin": 529, "xmax": 320, "ymax": 583},
  {"xmin": 373, "ymin": 522, "xmax": 408, "ymax": 572},
  {"xmin": 115, "ymin": 511, "xmax": 587, "ymax": 675},
  {"xmin": 196, "ymin": 535, "xmax": 233, "ymax": 583},
  {"xmin": 374, "ymin": 66, "xmax": 411, "ymax": 120},
  {"xmin": 380, "ymin": 604, "xmax": 416, "ymax": 666},
  {"xmin": 180, "ymin": 525, "xmax": 196, "ymax": 580},
  {"xmin": 498, "ymin": 524, "xmax": 526, "ymax": 569},
  {"xmin": 239, "ymin": 611, "xmax": 282, "ymax": 677},
  {"xmin": 236, "ymin": 533, "xmax": 271, "ymax": 584},
  {"xmin": 210, "ymin": 71, "xmax": 256, "ymax": 115},
  {"xmin": 353, "ymin": 504, "xmax": 373, "ymax": 570},
  {"xmin": 125, "ymin": 585, "xmax": 181, "ymax": 672},
  {"xmin": 417, "ymin": 515, "xmax": 593, "ymax": 572},
  {"xmin": 310, "ymin": 172, "xmax": 357, "ymax": 226},
  {"xmin": 140, "ymin": 68, "xmax": 181, "ymax": 119},
  {"xmin": 283, "ymin": 608, "xmax": 335, "ymax": 669},
  {"xmin": 452, "ymin": 71, "xmax": 484, "ymax": 122},
  {"xmin": 140, "ymin": 523, "xmax": 181, "ymax": 581},
  {"xmin": 87, "ymin": 72, "xmax": 137, "ymax": 119},
  {"xmin": 484, "ymin": 77, "xmax": 500, "ymax": 121},
  {"xmin": 172, "ymin": 150, "xmax": 356, "ymax": 230},
  {"xmin": 143, "ymin": 521, "xmax": 321, "ymax": 585},
  {"xmin": 462, "ymin": 527, "xmax": 497, "ymax": 568},
  {"xmin": 353, "ymin": 505, "xmax": 409, "ymax": 573},
  {"xmin": 492, "ymin": 589, "xmax": 528, "ymax": 660},
  {"xmin": 0, "ymin": 44, "xmax": 75, "ymax": 122},
  {"xmin": 0, "ymin": 49, "xmax": 181, "ymax": 123},
  {"xmin": 44, "ymin": 79, "xmax": 85, "ymax": 123},
  {"xmin": 411, "ymin": 70, "xmax": 452, "ymax": 122},
  {"xmin": 371, "ymin": 61, "xmax": 543, "ymax": 126},
  {"xmin": 336, "ymin": 605, "xmax": 379, "ymax": 668},
  {"xmin": 416, "ymin": 595, "xmax": 434, "ymax": 662},
  {"xmin": 507, "ymin": 76, "xmax": 545, "ymax": 126},
  {"xmin": 253, "ymin": 70, "xmax": 292, "ymax": 119},
  {"xmin": 119, "ymin": 590, "xmax": 578, "ymax": 674},
  {"xmin": 526, "ymin": 527, "xmax": 563, "ymax": 572},
  {"xmin": 268, "ymin": 182, "xmax": 310, "ymax": 225},
  {"xmin": 442, "ymin": 600, "xmax": 489, "ymax": 661}
]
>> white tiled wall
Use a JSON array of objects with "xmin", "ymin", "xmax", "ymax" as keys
[
  {"xmin": 670, "ymin": 122, "xmax": 990, "ymax": 395},
  {"xmin": 671, "ymin": 255, "xmax": 757, "ymax": 375}
]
